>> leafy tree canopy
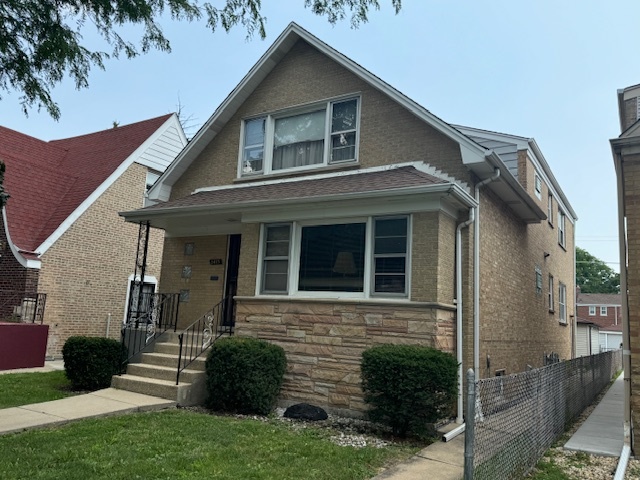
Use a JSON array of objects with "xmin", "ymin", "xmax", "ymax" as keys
[
  {"xmin": 0, "ymin": 0, "xmax": 402, "ymax": 120},
  {"xmin": 576, "ymin": 246, "xmax": 620, "ymax": 294}
]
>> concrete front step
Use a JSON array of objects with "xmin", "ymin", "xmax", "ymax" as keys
[
  {"xmin": 139, "ymin": 352, "xmax": 206, "ymax": 371},
  {"xmin": 154, "ymin": 342, "xmax": 182, "ymax": 356},
  {"xmin": 127, "ymin": 363, "xmax": 205, "ymax": 384},
  {"xmin": 111, "ymin": 374, "xmax": 206, "ymax": 406}
]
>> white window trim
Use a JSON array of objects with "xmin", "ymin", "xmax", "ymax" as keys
[
  {"xmin": 547, "ymin": 193, "xmax": 553, "ymax": 226},
  {"xmin": 558, "ymin": 209, "xmax": 566, "ymax": 248},
  {"xmin": 534, "ymin": 173, "xmax": 542, "ymax": 199},
  {"xmin": 559, "ymin": 282, "xmax": 567, "ymax": 324},
  {"xmin": 600, "ymin": 306, "xmax": 608, "ymax": 316},
  {"xmin": 589, "ymin": 306, "xmax": 596, "ymax": 315},
  {"xmin": 256, "ymin": 215, "xmax": 411, "ymax": 299},
  {"xmin": 548, "ymin": 274, "xmax": 554, "ymax": 312},
  {"xmin": 238, "ymin": 95, "xmax": 361, "ymax": 178}
]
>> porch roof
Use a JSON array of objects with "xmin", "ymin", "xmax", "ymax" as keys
[{"xmin": 120, "ymin": 165, "xmax": 476, "ymax": 236}]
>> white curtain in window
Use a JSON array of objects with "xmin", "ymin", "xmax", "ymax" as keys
[{"xmin": 273, "ymin": 110, "xmax": 325, "ymax": 169}]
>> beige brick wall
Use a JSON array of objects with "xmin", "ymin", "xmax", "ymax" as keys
[
  {"xmin": 159, "ymin": 234, "xmax": 229, "ymax": 328},
  {"xmin": 38, "ymin": 163, "xmax": 163, "ymax": 358},
  {"xmin": 476, "ymin": 180, "xmax": 574, "ymax": 377},
  {"xmin": 169, "ymin": 39, "xmax": 470, "ymax": 200},
  {"xmin": 234, "ymin": 297, "xmax": 455, "ymax": 414},
  {"xmin": 622, "ymin": 154, "xmax": 640, "ymax": 449}
]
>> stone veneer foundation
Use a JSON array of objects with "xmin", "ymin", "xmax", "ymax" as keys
[{"xmin": 234, "ymin": 297, "xmax": 455, "ymax": 416}]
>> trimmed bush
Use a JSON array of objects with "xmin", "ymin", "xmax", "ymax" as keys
[
  {"xmin": 205, "ymin": 336, "xmax": 286, "ymax": 415},
  {"xmin": 62, "ymin": 336, "xmax": 127, "ymax": 391},
  {"xmin": 361, "ymin": 344, "xmax": 458, "ymax": 438}
]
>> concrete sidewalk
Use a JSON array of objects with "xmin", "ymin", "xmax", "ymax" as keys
[
  {"xmin": 0, "ymin": 360, "xmax": 65, "ymax": 375},
  {"xmin": 372, "ymin": 427, "xmax": 464, "ymax": 480},
  {"xmin": 0, "ymin": 387, "xmax": 176, "ymax": 436},
  {"xmin": 564, "ymin": 373, "xmax": 624, "ymax": 456}
]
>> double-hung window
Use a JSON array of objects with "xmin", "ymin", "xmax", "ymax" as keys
[
  {"xmin": 558, "ymin": 282, "xmax": 567, "ymax": 324},
  {"xmin": 534, "ymin": 173, "xmax": 542, "ymax": 199},
  {"xmin": 588, "ymin": 306, "xmax": 596, "ymax": 315},
  {"xmin": 241, "ymin": 97, "xmax": 360, "ymax": 176},
  {"xmin": 260, "ymin": 216, "xmax": 409, "ymax": 297},
  {"xmin": 548, "ymin": 274, "xmax": 554, "ymax": 312},
  {"xmin": 600, "ymin": 306, "xmax": 608, "ymax": 316},
  {"xmin": 547, "ymin": 194, "xmax": 553, "ymax": 226},
  {"xmin": 558, "ymin": 210, "xmax": 566, "ymax": 248}
]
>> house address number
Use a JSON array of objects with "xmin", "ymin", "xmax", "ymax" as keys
[{"xmin": 209, "ymin": 259, "xmax": 223, "ymax": 265}]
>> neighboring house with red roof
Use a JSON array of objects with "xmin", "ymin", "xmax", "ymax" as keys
[
  {"xmin": 576, "ymin": 291, "xmax": 622, "ymax": 352},
  {"xmin": 0, "ymin": 114, "xmax": 187, "ymax": 357},
  {"xmin": 116, "ymin": 23, "xmax": 577, "ymax": 414}
]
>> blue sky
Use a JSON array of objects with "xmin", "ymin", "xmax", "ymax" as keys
[{"xmin": 1, "ymin": 0, "xmax": 637, "ymax": 270}]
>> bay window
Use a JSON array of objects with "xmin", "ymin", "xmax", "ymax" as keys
[
  {"xmin": 260, "ymin": 215, "xmax": 409, "ymax": 297},
  {"xmin": 241, "ymin": 97, "xmax": 359, "ymax": 176}
]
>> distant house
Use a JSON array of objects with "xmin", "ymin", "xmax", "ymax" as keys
[
  {"xmin": 576, "ymin": 291, "xmax": 622, "ymax": 352},
  {"xmin": 117, "ymin": 23, "xmax": 577, "ymax": 413},
  {"xmin": 0, "ymin": 114, "xmax": 187, "ymax": 357}
]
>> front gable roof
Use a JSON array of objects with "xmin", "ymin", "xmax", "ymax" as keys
[
  {"xmin": 149, "ymin": 22, "xmax": 547, "ymax": 224},
  {"xmin": 0, "ymin": 114, "xmax": 184, "ymax": 267}
]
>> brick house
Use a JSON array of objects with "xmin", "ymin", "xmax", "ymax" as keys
[
  {"xmin": 612, "ymin": 82, "xmax": 640, "ymax": 452},
  {"xmin": 0, "ymin": 114, "xmax": 187, "ymax": 358},
  {"xmin": 120, "ymin": 23, "xmax": 577, "ymax": 414},
  {"xmin": 576, "ymin": 291, "xmax": 622, "ymax": 352}
]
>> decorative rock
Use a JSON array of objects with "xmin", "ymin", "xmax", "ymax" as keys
[{"xmin": 283, "ymin": 403, "xmax": 328, "ymax": 421}]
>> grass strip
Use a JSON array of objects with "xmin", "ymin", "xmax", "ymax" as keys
[
  {"xmin": 0, "ymin": 409, "xmax": 419, "ymax": 480},
  {"xmin": 0, "ymin": 371, "xmax": 73, "ymax": 408}
]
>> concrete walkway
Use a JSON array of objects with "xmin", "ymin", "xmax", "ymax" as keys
[
  {"xmin": 372, "ymin": 426, "xmax": 464, "ymax": 480},
  {"xmin": 0, "ymin": 361, "xmax": 176, "ymax": 436},
  {"xmin": 564, "ymin": 373, "xmax": 624, "ymax": 456}
]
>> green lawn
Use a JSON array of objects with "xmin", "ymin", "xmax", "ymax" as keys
[
  {"xmin": 0, "ymin": 370, "xmax": 73, "ymax": 408},
  {"xmin": 0, "ymin": 410, "xmax": 419, "ymax": 480}
]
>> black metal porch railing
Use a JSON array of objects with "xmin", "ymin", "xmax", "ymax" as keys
[
  {"xmin": 121, "ymin": 292, "xmax": 180, "ymax": 369},
  {"xmin": 176, "ymin": 296, "xmax": 233, "ymax": 384},
  {"xmin": 0, "ymin": 291, "xmax": 46, "ymax": 323}
]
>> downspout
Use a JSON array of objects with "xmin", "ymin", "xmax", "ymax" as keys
[
  {"xmin": 454, "ymin": 208, "xmax": 475, "ymax": 425},
  {"xmin": 474, "ymin": 168, "xmax": 500, "ymax": 380},
  {"xmin": 614, "ymin": 150, "xmax": 632, "ymax": 456}
]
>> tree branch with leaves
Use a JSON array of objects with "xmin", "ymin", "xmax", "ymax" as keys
[
  {"xmin": 0, "ymin": 0, "xmax": 401, "ymax": 120},
  {"xmin": 576, "ymin": 246, "xmax": 620, "ymax": 294},
  {"xmin": 0, "ymin": 161, "xmax": 8, "ymax": 208}
]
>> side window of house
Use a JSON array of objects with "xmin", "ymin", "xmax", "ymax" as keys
[
  {"xmin": 588, "ymin": 306, "xmax": 596, "ymax": 315},
  {"xmin": 241, "ymin": 97, "xmax": 360, "ymax": 177},
  {"xmin": 548, "ymin": 274, "xmax": 554, "ymax": 312},
  {"xmin": 558, "ymin": 210, "xmax": 566, "ymax": 248},
  {"xmin": 535, "ymin": 266, "xmax": 542, "ymax": 294},
  {"xmin": 260, "ymin": 215, "xmax": 408, "ymax": 298},
  {"xmin": 534, "ymin": 173, "xmax": 542, "ymax": 200},
  {"xmin": 558, "ymin": 282, "xmax": 567, "ymax": 323},
  {"xmin": 547, "ymin": 194, "xmax": 553, "ymax": 226},
  {"xmin": 600, "ymin": 306, "xmax": 607, "ymax": 316}
]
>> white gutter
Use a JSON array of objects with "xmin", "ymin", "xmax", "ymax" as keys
[
  {"xmin": 474, "ymin": 168, "xmax": 501, "ymax": 379},
  {"xmin": 613, "ymin": 148, "xmax": 632, "ymax": 454},
  {"xmin": 455, "ymin": 208, "xmax": 475, "ymax": 425}
]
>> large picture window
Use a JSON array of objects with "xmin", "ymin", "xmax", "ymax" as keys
[
  {"xmin": 260, "ymin": 215, "xmax": 409, "ymax": 298},
  {"xmin": 241, "ymin": 97, "xmax": 359, "ymax": 176}
]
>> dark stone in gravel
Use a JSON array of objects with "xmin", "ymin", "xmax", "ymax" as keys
[{"xmin": 284, "ymin": 403, "xmax": 328, "ymax": 421}]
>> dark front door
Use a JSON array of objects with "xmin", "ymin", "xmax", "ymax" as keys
[{"xmin": 223, "ymin": 234, "xmax": 241, "ymax": 328}]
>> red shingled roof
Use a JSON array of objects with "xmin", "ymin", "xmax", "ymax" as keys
[{"xmin": 0, "ymin": 114, "xmax": 172, "ymax": 255}]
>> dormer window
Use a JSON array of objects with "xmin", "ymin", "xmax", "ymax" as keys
[{"xmin": 240, "ymin": 97, "xmax": 360, "ymax": 177}]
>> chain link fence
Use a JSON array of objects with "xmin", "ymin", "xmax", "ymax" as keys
[{"xmin": 467, "ymin": 349, "xmax": 622, "ymax": 480}]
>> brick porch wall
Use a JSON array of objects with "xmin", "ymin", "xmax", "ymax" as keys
[{"xmin": 235, "ymin": 297, "xmax": 455, "ymax": 415}]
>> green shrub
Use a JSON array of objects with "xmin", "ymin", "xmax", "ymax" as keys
[
  {"xmin": 62, "ymin": 336, "xmax": 127, "ymax": 391},
  {"xmin": 205, "ymin": 336, "xmax": 286, "ymax": 415},
  {"xmin": 361, "ymin": 344, "xmax": 458, "ymax": 438}
]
